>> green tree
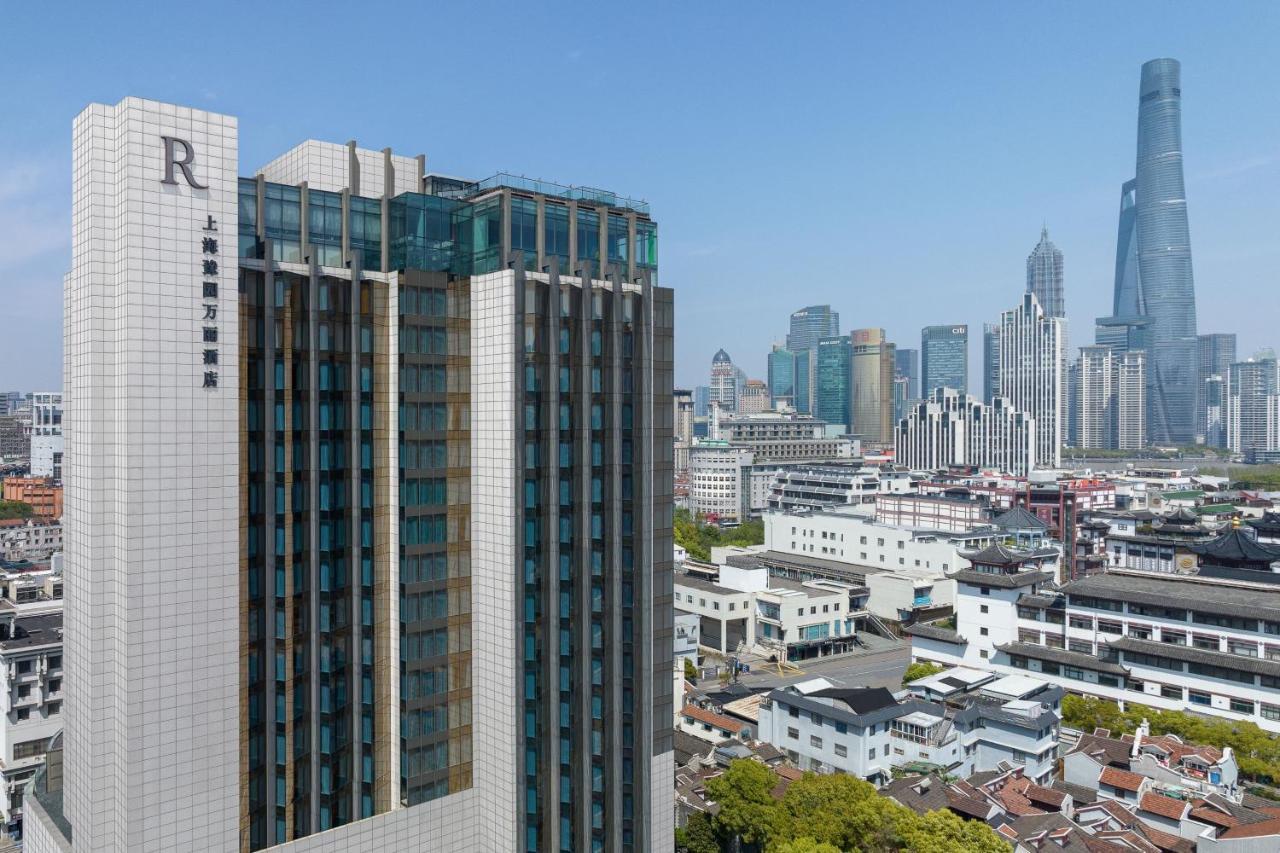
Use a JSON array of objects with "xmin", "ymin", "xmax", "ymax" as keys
[
  {"xmin": 684, "ymin": 657, "xmax": 699, "ymax": 684},
  {"xmin": 773, "ymin": 773, "xmax": 900, "ymax": 852},
  {"xmin": 674, "ymin": 507, "xmax": 764, "ymax": 563},
  {"xmin": 902, "ymin": 661, "xmax": 944, "ymax": 685},
  {"xmin": 705, "ymin": 760, "xmax": 782, "ymax": 847},
  {"xmin": 675, "ymin": 811, "xmax": 720, "ymax": 853},
  {"xmin": 0, "ymin": 500, "xmax": 32, "ymax": 520},
  {"xmin": 897, "ymin": 809, "xmax": 1011, "ymax": 853},
  {"xmin": 773, "ymin": 839, "xmax": 842, "ymax": 853}
]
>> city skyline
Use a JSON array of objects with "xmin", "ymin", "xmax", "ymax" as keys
[{"xmin": 4, "ymin": 5, "xmax": 1280, "ymax": 392}]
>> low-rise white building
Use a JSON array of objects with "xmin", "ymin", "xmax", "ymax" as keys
[
  {"xmin": 0, "ymin": 520, "xmax": 62, "ymax": 563},
  {"xmin": 759, "ymin": 674, "xmax": 1060, "ymax": 785},
  {"xmin": 688, "ymin": 440, "xmax": 754, "ymax": 523}
]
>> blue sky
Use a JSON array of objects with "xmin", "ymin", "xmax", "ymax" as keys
[{"xmin": 1, "ymin": 1, "xmax": 1278, "ymax": 391}]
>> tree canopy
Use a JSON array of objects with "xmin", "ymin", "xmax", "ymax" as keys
[
  {"xmin": 700, "ymin": 760, "xmax": 1011, "ymax": 852},
  {"xmin": 675, "ymin": 507, "xmax": 764, "ymax": 563},
  {"xmin": 0, "ymin": 500, "xmax": 32, "ymax": 520},
  {"xmin": 1062, "ymin": 695, "xmax": 1280, "ymax": 784},
  {"xmin": 902, "ymin": 660, "xmax": 944, "ymax": 685}
]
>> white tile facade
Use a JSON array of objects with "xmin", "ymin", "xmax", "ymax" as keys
[
  {"xmin": 257, "ymin": 140, "xmax": 420, "ymax": 198},
  {"xmin": 468, "ymin": 269, "xmax": 521, "ymax": 851},
  {"xmin": 61, "ymin": 97, "xmax": 241, "ymax": 852}
]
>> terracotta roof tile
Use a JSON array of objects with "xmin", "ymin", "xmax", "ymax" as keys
[
  {"xmin": 1100, "ymin": 766, "xmax": 1146, "ymax": 792},
  {"xmin": 1139, "ymin": 792, "xmax": 1188, "ymax": 821},
  {"xmin": 1220, "ymin": 815, "xmax": 1280, "ymax": 840},
  {"xmin": 1025, "ymin": 783, "xmax": 1067, "ymax": 809},
  {"xmin": 680, "ymin": 703, "xmax": 746, "ymax": 733}
]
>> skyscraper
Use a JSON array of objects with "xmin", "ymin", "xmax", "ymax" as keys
[
  {"xmin": 1105, "ymin": 59, "xmax": 1199, "ymax": 444},
  {"xmin": 999, "ymin": 293, "xmax": 1065, "ymax": 469},
  {"xmin": 850, "ymin": 329, "xmax": 896, "ymax": 446},
  {"xmin": 983, "ymin": 324, "xmax": 1000, "ymax": 405},
  {"xmin": 921, "ymin": 325, "xmax": 968, "ymax": 395},
  {"xmin": 785, "ymin": 305, "xmax": 840, "ymax": 353},
  {"xmin": 710, "ymin": 348, "xmax": 739, "ymax": 414},
  {"xmin": 29, "ymin": 97, "xmax": 673, "ymax": 853},
  {"xmin": 895, "ymin": 388, "xmax": 1036, "ymax": 476},
  {"xmin": 1197, "ymin": 333, "xmax": 1237, "ymax": 445},
  {"xmin": 814, "ymin": 336, "xmax": 852, "ymax": 432},
  {"xmin": 1226, "ymin": 358, "xmax": 1280, "ymax": 455},
  {"xmin": 767, "ymin": 344, "xmax": 797, "ymax": 409},
  {"xmin": 785, "ymin": 306, "xmax": 839, "ymax": 416},
  {"xmin": 693, "ymin": 385, "xmax": 710, "ymax": 418},
  {"xmin": 1026, "ymin": 227, "xmax": 1065, "ymax": 319},
  {"xmin": 894, "ymin": 348, "xmax": 919, "ymax": 422}
]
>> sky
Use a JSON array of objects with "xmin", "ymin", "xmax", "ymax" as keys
[{"xmin": 1, "ymin": 1, "xmax": 1278, "ymax": 392}]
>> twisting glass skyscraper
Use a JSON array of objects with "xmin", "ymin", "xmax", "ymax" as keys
[{"xmin": 1107, "ymin": 58, "xmax": 1199, "ymax": 444}]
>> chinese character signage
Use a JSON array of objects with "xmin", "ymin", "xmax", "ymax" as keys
[{"xmin": 201, "ymin": 214, "xmax": 219, "ymax": 388}]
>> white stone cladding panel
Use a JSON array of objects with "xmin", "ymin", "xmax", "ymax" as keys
[
  {"xmin": 650, "ymin": 751, "xmax": 675, "ymax": 850},
  {"xmin": 66, "ymin": 97, "xmax": 240, "ymax": 853},
  {"xmin": 258, "ymin": 790, "xmax": 477, "ymax": 852},
  {"xmin": 257, "ymin": 140, "xmax": 419, "ymax": 197},
  {"xmin": 468, "ymin": 269, "xmax": 520, "ymax": 852}
]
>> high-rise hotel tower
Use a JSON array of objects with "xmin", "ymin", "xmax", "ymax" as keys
[{"xmin": 26, "ymin": 97, "xmax": 674, "ymax": 853}]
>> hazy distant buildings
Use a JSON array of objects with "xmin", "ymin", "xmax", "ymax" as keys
[
  {"xmin": 785, "ymin": 306, "xmax": 839, "ymax": 415},
  {"xmin": 739, "ymin": 379, "xmax": 770, "ymax": 414},
  {"xmin": 710, "ymin": 348, "xmax": 739, "ymax": 414},
  {"xmin": 1226, "ymin": 358, "xmax": 1280, "ymax": 455},
  {"xmin": 694, "ymin": 385, "xmax": 711, "ymax": 417},
  {"xmin": 1078, "ymin": 346, "xmax": 1146, "ymax": 451},
  {"xmin": 786, "ymin": 305, "xmax": 840, "ymax": 353},
  {"xmin": 850, "ymin": 329, "xmax": 896, "ymax": 446},
  {"xmin": 1025, "ymin": 227, "xmax": 1065, "ymax": 319},
  {"xmin": 999, "ymin": 293, "xmax": 1065, "ymax": 468},
  {"xmin": 921, "ymin": 325, "xmax": 968, "ymax": 395},
  {"xmin": 814, "ymin": 336, "xmax": 852, "ymax": 432},
  {"xmin": 895, "ymin": 388, "xmax": 1036, "ymax": 476},
  {"xmin": 675, "ymin": 389, "xmax": 695, "ymax": 475},
  {"xmin": 893, "ymin": 347, "xmax": 919, "ymax": 425},
  {"xmin": 983, "ymin": 324, "xmax": 1000, "ymax": 405},
  {"xmin": 768, "ymin": 344, "xmax": 797, "ymax": 409},
  {"xmin": 1106, "ymin": 58, "xmax": 1199, "ymax": 444},
  {"xmin": 1198, "ymin": 333, "xmax": 1237, "ymax": 445}
]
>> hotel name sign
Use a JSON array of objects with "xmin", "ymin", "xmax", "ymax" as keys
[{"xmin": 160, "ymin": 136, "xmax": 220, "ymax": 389}]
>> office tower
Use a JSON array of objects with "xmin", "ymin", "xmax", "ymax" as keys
[
  {"xmin": 1025, "ymin": 227, "xmax": 1065, "ymax": 319},
  {"xmin": 793, "ymin": 349, "xmax": 812, "ymax": 415},
  {"xmin": 1226, "ymin": 358, "xmax": 1280, "ymax": 454},
  {"xmin": 767, "ymin": 345, "xmax": 796, "ymax": 409},
  {"xmin": 850, "ymin": 329, "xmax": 895, "ymax": 446},
  {"xmin": 709, "ymin": 349, "xmax": 738, "ymax": 414},
  {"xmin": 894, "ymin": 349, "xmax": 919, "ymax": 400},
  {"xmin": 1103, "ymin": 59, "xmax": 1199, "ymax": 444},
  {"xmin": 28, "ymin": 392, "xmax": 62, "ymax": 479},
  {"xmin": 738, "ymin": 379, "xmax": 769, "ymax": 414},
  {"xmin": 30, "ymin": 97, "xmax": 672, "ymax": 853},
  {"xmin": 693, "ymin": 385, "xmax": 710, "ymax": 418},
  {"xmin": 894, "ymin": 388, "xmax": 1036, "ymax": 476},
  {"xmin": 674, "ymin": 389, "xmax": 695, "ymax": 476},
  {"xmin": 1197, "ymin": 333, "xmax": 1237, "ymax": 444},
  {"xmin": 1078, "ymin": 347, "xmax": 1114, "ymax": 449},
  {"xmin": 892, "ymin": 347, "xmax": 918, "ymax": 424},
  {"xmin": 813, "ymin": 336, "xmax": 852, "ymax": 432},
  {"xmin": 1075, "ymin": 345, "xmax": 1146, "ymax": 450},
  {"xmin": 1066, "ymin": 356, "xmax": 1081, "ymax": 448},
  {"xmin": 1115, "ymin": 350, "xmax": 1147, "ymax": 450},
  {"xmin": 1204, "ymin": 375, "xmax": 1226, "ymax": 449},
  {"xmin": 786, "ymin": 306, "xmax": 838, "ymax": 416},
  {"xmin": 999, "ymin": 292, "xmax": 1065, "ymax": 469},
  {"xmin": 983, "ymin": 324, "xmax": 1000, "ymax": 405},
  {"xmin": 921, "ymin": 325, "xmax": 968, "ymax": 394},
  {"xmin": 785, "ymin": 305, "xmax": 840, "ymax": 353}
]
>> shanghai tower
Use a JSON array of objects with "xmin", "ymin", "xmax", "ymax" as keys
[{"xmin": 1104, "ymin": 58, "xmax": 1198, "ymax": 444}]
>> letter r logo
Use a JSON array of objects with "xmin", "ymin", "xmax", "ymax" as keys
[{"xmin": 160, "ymin": 136, "xmax": 208, "ymax": 189}]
